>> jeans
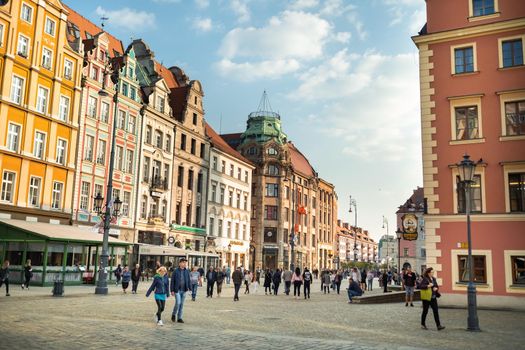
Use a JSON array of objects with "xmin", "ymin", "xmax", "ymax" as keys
[
  {"xmin": 191, "ymin": 283, "xmax": 198, "ymax": 300},
  {"xmin": 172, "ymin": 291, "xmax": 187, "ymax": 320},
  {"xmin": 323, "ymin": 285, "xmax": 330, "ymax": 293},
  {"xmin": 284, "ymin": 281, "xmax": 291, "ymax": 295},
  {"xmin": 24, "ymin": 275, "xmax": 31, "ymax": 288},
  {"xmin": 216, "ymin": 281, "xmax": 223, "ymax": 295},
  {"xmin": 367, "ymin": 279, "xmax": 373, "ymax": 291},
  {"xmin": 347, "ymin": 289, "xmax": 361, "ymax": 301},
  {"xmin": 335, "ymin": 282, "xmax": 341, "ymax": 294},
  {"xmin": 304, "ymin": 281, "xmax": 311, "ymax": 299},
  {"xmin": 273, "ymin": 283, "xmax": 280, "ymax": 295},
  {"xmin": 226, "ymin": 275, "xmax": 230, "ymax": 284},
  {"xmin": 421, "ymin": 298, "xmax": 441, "ymax": 327},
  {"xmin": 293, "ymin": 281, "xmax": 301, "ymax": 297},
  {"xmin": 207, "ymin": 281, "xmax": 215, "ymax": 297},
  {"xmin": 132, "ymin": 280, "xmax": 139, "ymax": 293},
  {"xmin": 155, "ymin": 299, "xmax": 165, "ymax": 322},
  {"xmin": 0, "ymin": 278, "xmax": 9, "ymax": 294},
  {"xmin": 234, "ymin": 283, "xmax": 241, "ymax": 300}
]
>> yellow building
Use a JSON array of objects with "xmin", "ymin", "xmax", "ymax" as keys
[{"xmin": 0, "ymin": 0, "xmax": 82, "ymax": 223}]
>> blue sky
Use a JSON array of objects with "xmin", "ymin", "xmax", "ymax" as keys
[{"xmin": 65, "ymin": 0, "xmax": 426, "ymax": 241}]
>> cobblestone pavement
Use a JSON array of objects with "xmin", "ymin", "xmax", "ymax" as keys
[{"xmin": 0, "ymin": 280, "xmax": 523, "ymax": 350}]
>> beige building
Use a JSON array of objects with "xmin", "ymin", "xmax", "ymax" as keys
[{"xmin": 317, "ymin": 179, "xmax": 337, "ymax": 270}]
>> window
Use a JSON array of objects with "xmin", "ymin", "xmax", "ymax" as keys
[
  {"xmin": 51, "ymin": 182, "xmax": 63, "ymax": 209},
  {"xmin": 21, "ymin": 3, "xmax": 33, "ymax": 22},
  {"xmin": 126, "ymin": 150, "xmax": 134, "ymax": 173},
  {"xmin": 267, "ymin": 147, "xmax": 278, "ymax": 155},
  {"xmin": 230, "ymin": 164, "xmax": 234, "ymax": 177},
  {"xmin": 188, "ymin": 170, "xmax": 194, "ymax": 190},
  {"xmin": 28, "ymin": 177, "xmax": 41, "ymax": 207},
  {"xmin": 122, "ymin": 191, "xmax": 131, "ymax": 217},
  {"xmin": 17, "ymin": 34, "xmax": 29, "ymax": 57},
  {"xmin": 455, "ymin": 106, "xmax": 479, "ymax": 140},
  {"xmin": 143, "ymin": 157, "xmax": 150, "ymax": 182},
  {"xmin": 180, "ymin": 134, "xmax": 186, "ymax": 150},
  {"xmin": 454, "ymin": 47, "xmax": 474, "ymax": 74},
  {"xmin": 218, "ymin": 219, "xmax": 223, "ymax": 237},
  {"xmin": 10, "ymin": 75, "xmax": 24, "ymax": 104},
  {"xmin": 244, "ymin": 194, "xmax": 248, "ymax": 211},
  {"xmin": 458, "ymin": 255, "xmax": 487, "ymax": 283},
  {"xmin": 55, "ymin": 96, "xmax": 69, "ymax": 123},
  {"xmin": 155, "ymin": 130, "xmax": 163, "ymax": 149},
  {"xmin": 128, "ymin": 115, "xmax": 135, "ymax": 134},
  {"xmin": 264, "ymin": 227, "xmax": 277, "ymax": 243},
  {"xmin": 186, "ymin": 204, "xmax": 192, "ymax": 226},
  {"xmin": 0, "ymin": 23, "xmax": 4, "ymax": 47},
  {"xmin": 267, "ymin": 164, "xmax": 279, "ymax": 176},
  {"xmin": 6, "ymin": 123, "xmax": 21, "ymax": 152},
  {"xmin": 511, "ymin": 256, "xmax": 525, "ymax": 285},
  {"xmin": 265, "ymin": 183, "xmax": 279, "ymax": 197},
  {"xmin": 264, "ymin": 205, "xmax": 278, "ymax": 220},
  {"xmin": 157, "ymin": 96, "xmax": 165, "ymax": 113},
  {"xmin": 100, "ymin": 102, "xmax": 109, "ymax": 123},
  {"xmin": 502, "ymin": 39, "xmax": 523, "ymax": 68},
  {"xmin": 192, "ymin": 113, "xmax": 197, "ymax": 125},
  {"xmin": 221, "ymin": 160, "xmax": 226, "ymax": 173},
  {"xmin": 130, "ymin": 87, "xmax": 137, "ymax": 101},
  {"xmin": 1, "ymin": 171, "xmax": 16, "ymax": 203},
  {"xmin": 152, "ymin": 160, "xmax": 161, "ymax": 180},
  {"xmin": 235, "ymin": 223, "xmax": 240, "ymax": 240},
  {"xmin": 237, "ymin": 167, "xmax": 242, "ymax": 180},
  {"xmin": 472, "ymin": 0, "xmax": 495, "ymax": 16},
  {"xmin": 252, "ymin": 205, "xmax": 257, "ymax": 218},
  {"xmin": 64, "ymin": 59, "xmax": 73, "ymax": 80},
  {"xmin": 45, "ymin": 17, "xmax": 56, "ymax": 36},
  {"xmin": 220, "ymin": 187, "xmax": 225, "ymax": 204},
  {"xmin": 115, "ymin": 146, "xmax": 123, "ymax": 170},
  {"xmin": 211, "ymin": 156, "xmax": 218, "ymax": 171},
  {"xmin": 42, "ymin": 47, "xmax": 52, "ymax": 69},
  {"xmin": 97, "ymin": 139, "xmax": 106, "ymax": 165},
  {"xmin": 145, "ymin": 125, "xmax": 152, "ymax": 144},
  {"xmin": 209, "ymin": 218, "xmax": 215, "ymax": 236},
  {"xmin": 121, "ymin": 82, "xmax": 129, "ymax": 97},
  {"xmin": 244, "ymin": 171, "xmax": 249, "ymax": 183},
  {"xmin": 87, "ymin": 96, "xmax": 97, "ymax": 118},
  {"xmin": 118, "ymin": 110, "xmax": 126, "ymax": 129},
  {"xmin": 80, "ymin": 181, "xmax": 90, "ymax": 210},
  {"xmin": 191, "ymin": 139, "xmax": 196, "ymax": 155},
  {"xmin": 228, "ymin": 190, "xmax": 233, "ymax": 206},
  {"xmin": 90, "ymin": 66, "xmax": 98, "ymax": 81},
  {"xmin": 128, "ymin": 65, "xmax": 135, "ymax": 78},
  {"xmin": 200, "ymin": 143, "xmax": 205, "ymax": 158},
  {"xmin": 236, "ymin": 193, "xmax": 241, "ymax": 208},
  {"xmin": 56, "ymin": 139, "xmax": 67, "ymax": 165},
  {"xmin": 505, "ymin": 100, "xmax": 525, "ymax": 136},
  {"xmin": 94, "ymin": 184, "xmax": 103, "ymax": 200},
  {"xmin": 165, "ymin": 135, "xmax": 171, "ymax": 152},
  {"xmin": 84, "ymin": 136, "xmax": 94, "ymax": 161},
  {"xmin": 33, "ymin": 131, "xmax": 46, "ymax": 159},
  {"xmin": 197, "ymin": 173, "xmax": 203, "ymax": 193},
  {"xmin": 403, "ymin": 248, "xmax": 409, "ymax": 257},
  {"xmin": 211, "ymin": 184, "xmax": 217, "ymax": 202},
  {"xmin": 243, "ymin": 224, "xmax": 247, "ymax": 241},
  {"xmin": 247, "ymin": 147, "xmax": 257, "ymax": 155},
  {"xmin": 227, "ymin": 221, "xmax": 232, "ymax": 238},
  {"xmin": 177, "ymin": 166, "xmax": 184, "ymax": 187},
  {"xmin": 457, "ymin": 175, "xmax": 482, "ymax": 213},
  {"xmin": 509, "ymin": 173, "xmax": 525, "ymax": 212},
  {"xmin": 141, "ymin": 196, "xmax": 148, "ymax": 219}
]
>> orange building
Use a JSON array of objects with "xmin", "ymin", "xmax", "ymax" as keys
[
  {"xmin": 413, "ymin": 0, "xmax": 525, "ymax": 307},
  {"xmin": 0, "ymin": 0, "xmax": 82, "ymax": 223}
]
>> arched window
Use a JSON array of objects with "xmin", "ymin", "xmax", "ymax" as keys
[
  {"xmin": 267, "ymin": 164, "xmax": 279, "ymax": 176},
  {"xmin": 247, "ymin": 147, "xmax": 257, "ymax": 155}
]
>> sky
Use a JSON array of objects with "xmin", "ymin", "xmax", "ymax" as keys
[{"xmin": 64, "ymin": 0, "xmax": 427, "ymax": 241}]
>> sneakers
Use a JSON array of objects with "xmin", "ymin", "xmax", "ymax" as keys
[
  {"xmin": 157, "ymin": 320, "xmax": 164, "ymax": 326},
  {"xmin": 171, "ymin": 314, "xmax": 176, "ymax": 323},
  {"xmin": 437, "ymin": 326, "xmax": 445, "ymax": 331},
  {"xmin": 177, "ymin": 319, "xmax": 184, "ymax": 323}
]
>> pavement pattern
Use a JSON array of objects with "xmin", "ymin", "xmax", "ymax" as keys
[{"xmin": 0, "ymin": 279, "xmax": 523, "ymax": 350}]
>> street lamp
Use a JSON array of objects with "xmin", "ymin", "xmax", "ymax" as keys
[
  {"xmin": 457, "ymin": 154, "xmax": 480, "ymax": 332},
  {"xmin": 395, "ymin": 228, "xmax": 402, "ymax": 274},
  {"xmin": 94, "ymin": 53, "xmax": 126, "ymax": 295},
  {"xmin": 349, "ymin": 196, "xmax": 357, "ymax": 261},
  {"xmin": 382, "ymin": 216, "xmax": 389, "ymax": 271}
]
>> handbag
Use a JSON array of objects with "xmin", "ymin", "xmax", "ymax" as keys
[{"xmin": 420, "ymin": 288, "xmax": 432, "ymax": 301}]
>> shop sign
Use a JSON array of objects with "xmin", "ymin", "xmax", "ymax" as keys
[{"xmin": 401, "ymin": 214, "xmax": 418, "ymax": 241}]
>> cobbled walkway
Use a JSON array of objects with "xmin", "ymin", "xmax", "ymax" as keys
[{"xmin": 0, "ymin": 280, "xmax": 523, "ymax": 350}]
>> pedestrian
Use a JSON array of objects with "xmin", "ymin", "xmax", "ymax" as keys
[
  {"xmin": 244, "ymin": 270, "xmax": 251, "ymax": 294},
  {"xmin": 0, "ymin": 260, "xmax": 10, "ymax": 296},
  {"xmin": 114, "ymin": 264, "xmax": 122, "ymax": 286},
  {"xmin": 382, "ymin": 270, "xmax": 389, "ymax": 293},
  {"xmin": 198, "ymin": 266, "xmax": 205, "ymax": 286},
  {"xmin": 121, "ymin": 265, "xmax": 131, "ymax": 293},
  {"xmin": 282, "ymin": 268, "xmax": 293, "ymax": 296},
  {"xmin": 351, "ymin": 267, "xmax": 359, "ymax": 284},
  {"xmin": 291, "ymin": 267, "xmax": 302, "ymax": 299},
  {"xmin": 272, "ymin": 268, "xmax": 281, "ymax": 295},
  {"xmin": 225, "ymin": 265, "xmax": 231, "ymax": 284},
  {"xmin": 361, "ymin": 269, "xmax": 367, "ymax": 291},
  {"xmin": 216, "ymin": 267, "xmax": 225, "ymax": 297},
  {"xmin": 366, "ymin": 270, "xmax": 374, "ymax": 291},
  {"xmin": 322, "ymin": 271, "xmax": 331, "ymax": 294},
  {"xmin": 206, "ymin": 266, "xmax": 217, "ymax": 298},
  {"xmin": 334, "ymin": 269, "xmax": 342, "ymax": 295},
  {"xmin": 189, "ymin": 266, "xmax": 201, "ymax": 301},
  {"xmin": 232, "ymin": 266, "xmax": 243, "ymax": 301},
  {"xmin": 330, "ymin": 270, "xmax": 336, "ymax": 290},
  {"xmin": 170, "ymin": 258, "xmax": 191, "ymax": 324},
  {"xmin": 145, "ymin": 266, "xmax": 169, "ymax": 326},
  {"xmin": 347, "ymin": 277, "xmax": 363, "ymax": 303},
  {"xmin": 303, "ymin": 267, "xmax": 312, "ymax": 299},
  {"xmin": 22, "ymin": 259, "xmax": 33, "ymax": 290},
  {"xmin": 420, "ymin": 267, "xmax": 445, "ymax": 331},
  {"xmin": 255, "ymin": 266, "xmax": 262, "ymax": 285},
  {"xmin": 131, "ymin": 263, "xmax": 142, "ymax": 294},
  {"xmin": 403, "ymin": 266, "xmax": 417, "ymax": 307},
  {"xmin": 264, "ymin": 269, "xmax": 272, "ymax": 295}
]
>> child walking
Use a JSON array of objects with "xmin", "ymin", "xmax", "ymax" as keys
[{"xmin": 146, "ymin": 266, "xmax": 170, "ymax": 326}]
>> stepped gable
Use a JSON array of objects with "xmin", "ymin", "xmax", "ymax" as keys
[
  {"xmin": 287, "ymin": 141, "xmax": 316, "ymax": 178},
  {"xmin": 205, "ymin": 124, "xmax": 253, "ymax": 166},
  {"xmin": 63, "ymin": 4, "xmax": 124, "ymax": 57}
]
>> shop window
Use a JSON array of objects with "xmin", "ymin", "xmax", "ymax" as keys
[
  {"xmin": 458, "ymin": 255, "xmax": 487, "ymax": 283},
  {"xmin": 511, "ymin": 256, "xmax": 525, "ymax": 285},
  {"xmin": 6, "ymin": 242, "xmax": 24, "ymax": 265},
  {"xmin": 509, "ymin": 173, "xmax": 525, "ymax": 212}
]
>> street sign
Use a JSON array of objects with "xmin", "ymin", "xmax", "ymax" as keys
[{"xmin": 457, "ymin": 242, "xmax": 469, "ymax": 249}]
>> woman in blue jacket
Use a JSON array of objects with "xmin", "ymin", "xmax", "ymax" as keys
[{"xmin": 146, "ymin": 266, "xmax": 169, "ymax": 326}]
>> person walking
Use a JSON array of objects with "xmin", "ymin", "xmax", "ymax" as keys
[
  {"xmin": 131, "ymin": 264, "xmax": 142, "ymax": 294},
  {"xmin": 347, "ymin": 277, "xmax": 363, "ymax": 303},
  {"xmin": 21, "ymin": 259, "xmax": 33, "ymax": 290},
  {"xmin": 189, "ymin": 266, "xmax": 201, "ymax": 301},
  {"xmin": 334, "ymin": 270, "xmax": 343, "ymax": 295},
  {"xmin": 225, "ymin": 266, "xmax": 231, "ymax": 285},
  {"xmin": 114, "ymin": 264, "xmax": 122, "ymax": 286},
  {"xmin": 121, "ymin": 265, "xmax": 131, "ymax": 293},
  {"xmin": 420, "ymin": 267, "xmax": 445, "ymax": 330},
  {"xmin": 351, "ymin": 267, "xmax": 359, "ymax": 285},
  {"xmin": 170, "ymin": 258, "xmax": 191, "ymax": 324},
  {"xmin": 244, "ymin": 270, "xmax": 251, "ymax": 294},
  {"xmin": 263, "ymin": 269, "xmax": 272, "ymax": 295},
  {"xmin": 0, "ymin": 260, "xmax": 10, "ymax": 296},
  {"xmin": 282, "ymin": 268, "xmax": 293, "ymax": 296},
  {"xmin": 361, "ymin": 269, "xmax": 367, "ymax": 291},
  {"xmin": 206, "ymin": 266, "xmax": 217, "ymax": 298},
  {"xmin": 366, "ymin": 270, "xmax": 374, "ymax": 291},
  {"xmin": 251, "ymin": 270, "xmax": 259, "ymax": 294},
  {"xmin": 216, "ymin": 267, "xmax": 225, "ymax": 297},
  {"xmin": 303, "ymin": 267, "xmax": 312, "ymax": 299},
  {"xmin": 402, "ymin": 266, "xmax": 417, "ymax": 307},
  {"xmin": 272, "ymin": 268, "xmax": 281, "ymax": 295},
  {"xmin": 382, "ymin": 270, "xmax": 389, "ymax": 293},
  {"xmin": 145, "ymin": 266, "xmax": 170, "ymax": 326},
  {"xmin": 322, "ymin": 271, "xmax": 331, "ymax": 294},
  {"xmin": 291, "ymin": 267, "xmax": 302, "ymax": 299},
  {"xmin": 232, "ymin": 266, "xmax": 243, "ymax": 301}
]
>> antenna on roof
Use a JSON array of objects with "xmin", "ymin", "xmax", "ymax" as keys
[
  {"xmin": 219, "ymin": 113, "xmax": 223, "ymax": 135},
  {"xmin": 101, "ymin": 16, "xmax": 109, "ymax": 30},
  {"xmin": 257, "ymin": 90, "xmax": 273, "ymax": 113}
]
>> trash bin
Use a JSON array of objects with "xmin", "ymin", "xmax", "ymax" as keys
[{"xmin": 53, "ymin": 279, "xmax": 64, "ymax": 297}]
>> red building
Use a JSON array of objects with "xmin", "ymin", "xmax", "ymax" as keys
[{"xmin": 413, "ymin": 0, "xmax": 525, "ymax": 308}]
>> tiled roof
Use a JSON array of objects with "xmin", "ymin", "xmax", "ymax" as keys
[
  {"xmin": 288, "ymin": 142, "xmax": 316, "ymax": 178},
  {"xmin": 220, "ymin": 133, "xmax": 243, "ymax": 149},
  {"xmin": 154, "ymin": 62, "xmax": 179, "ymax": 89},
  {"xmin": 206, "ymin": 124, "xmax": 253, "ymax": 166},
  {"xmin": 64, "ymin": 3, "xmax": 124, "ymax": 57}
]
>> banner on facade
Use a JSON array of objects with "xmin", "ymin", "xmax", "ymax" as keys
[{"xmin": 401, "ymin": 214, "xmax": 418, "ymax": 241}]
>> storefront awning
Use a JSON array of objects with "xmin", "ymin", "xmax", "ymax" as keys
[
  {"xmin": 138, "ymin": 243, "xmax": 219, "ymax": 257},
  {"xmin": 0, "ymin": 219, "xmax": 130, "ymax": 246}
]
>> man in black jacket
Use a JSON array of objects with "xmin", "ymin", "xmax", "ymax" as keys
[
  {"xmin": 206, "ymin": 266, "xmax": 217, "ymax": 298},
  {"xmin": 231, "ymin": 266, "xmax": 243, "ymax": 301},
  {"xmin": 131, "ymin": 263, "xmax": 142, "ymax": 294}
]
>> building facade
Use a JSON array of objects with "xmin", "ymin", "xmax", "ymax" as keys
[
  {"xmin": 0, "ymin": 0, "xmax": 82, "ymax": 224},
  {"xmin": 317, "ymin": 179, "xmax": 337, "ymax": 270},
  {"xmin": 413, "ymin": 0, "xmax": 525, "ymax": 306},
  {"xmin": 205, "ymin": 123, "xmax": 254, "ymax": 270},
  {"xmin": 378, "ymin": 234, "xmax": 397, "ymax": 269},
  {"xmin": 336, "ymin": 221, "xmax": 379, "ymax": 266}
]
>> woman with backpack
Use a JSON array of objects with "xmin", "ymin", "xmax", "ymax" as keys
[
  {"xmin": 146, "ymin": 266, "xmax": 170, "ymax": 326},
  {"xmin": 22, "ymin": 259, "xmax": 32, "ymax": 290},
  {"xmin": 419, "ymin": 267, "xmax": 445, "ymax": 331},
  {"xmin": 291, "ymin": 267, "xmax": 303, "ymax": 299}
]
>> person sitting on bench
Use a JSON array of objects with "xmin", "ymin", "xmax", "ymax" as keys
[{"xmin": 347, "ymin": 277, "xmax": 363, "ymax": 303}]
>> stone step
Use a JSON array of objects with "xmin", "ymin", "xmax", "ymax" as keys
[{"xmin": 353, "ymin": 290, "xmax": 421, "ymax": 304}]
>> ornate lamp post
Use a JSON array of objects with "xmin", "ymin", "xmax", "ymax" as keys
[
  {"xmin": 457, "ymin": 154, "xmax": 481, "ymax": 332},
  {"xmin": 395, "ymin": 228, "xmax": 402, "ymax": 274},
  {"xmin": 94, "ymin": 54, "xmax": 126, "ymax": 295},
  {"xmin": 382, "ymin": 216, "xmax": 389, "ymax": 270},
  {"xmin": 349, "ymin": 196, "xmax": 357, "ymax": 261}
]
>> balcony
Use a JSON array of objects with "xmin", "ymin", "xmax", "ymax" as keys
[{"xmin": 150, "ymin": 176, "xmax": 168, "ymax": 191}]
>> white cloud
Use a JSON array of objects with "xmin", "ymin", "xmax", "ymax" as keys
[
  {"xmin": 151, "ymin": 0, "xmax": 181, "ymax": 3},
  {"xmin": 409, "ymin": 9, "xmax": 426, "ymax": 34},
  {"xmin": 195, "ymin": 0, "xmax": 209, "ymax": 9},
  {"xmin": 193, "ymin": 17, "xmax": 213, "ymax": 32},
  {"xmin": 288, "ymin": 0, "xmax": 319, "ymax": 10},
  {"xmin": 334, "ymin": 31, "xmax": 351, "ymax": 43},
  {"xmin": 95, "ymin": 7, "xmax": 156, "ymax": 32},
  {"xmin": 215, "ymin": 58, "xmax": 301, "ymax": 82},
  {"xmin": 383, "ymin": 0, "xmax": 426, "ymax": 33},
  {"xmin": 320, "ymin": 0, "xmax": 355, "ymax": 16},
  {"xmin": 230, "ymin": 0, "xmax": 251, "ymax": 23}
]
